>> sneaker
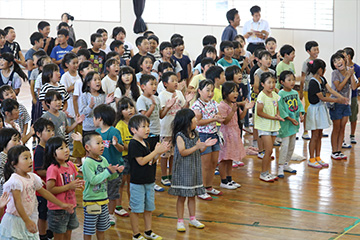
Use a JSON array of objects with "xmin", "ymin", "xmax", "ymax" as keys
[
  {"xmin": 232, "ymin": 162, "xmax": 239, "ymax": 168},
  {"xmin": 206, "ymin": 187, "xmax": 223, "ymax": 196},
  {"xmin": 339, "ymin": 152, "xmax": 347, "ymax": 160},
  {"xmin": 273, "ymin": 137, "xmax": 282, "ymax": 146},
  {"xmin": 115, "ymin": 208, "xmax": 129, "ymax": 217},
  {"xmin": 220, "ymin": 182, "xmax": 237, "ymax": 190},
  {"xmin": 197, "ymin": 193, "xmax": 212, "ymax": 201},
  {"xmin": 278, "ymin": 165, "xmax": 284, "ymax": 178},
  {"xmin": 342, "ymin": 142, "xmax": 352, "ymax": 149},
  {"xmin": 331, "ymin": 152, "xmax": 342, "ymax": 160},
  {"xmin": 144, "ymin": 232, "xmax": 162, "ymax": 240},
  {"xmin": 161, "ymin": 178, "xmax": 171, "ymax": 186},
  {"xmin": 351, "ymin": 136, "xmax": 357, "ymax": 144},
  {"xmin": 259, "ymin": 172, "xmax": 275, "ymax": 182},
  {"xmin": 284, "ymin": 163, "xmax": 297, "ymax": 173},
  {"xmin": 189, "ymin": 219, "xmax": 205, "ymax": 229},
  {"xmin": 316, "ymin": 159, "xmax": 329, "ymax": 167},
  {"xmin": 109, "ymin": 214, "xmax": 115, "ymax": 225},
  {"xmin": 235, "ymin": 161, "xmax": 245, "ymax": 167},
  {"xmin": 230, "ymin": 181, "xmax": 241, "ymax": 188},
  {"xmin": 270, "ymin": 174, "xmax": 279, "ymax": 181},
  {"xmin": 302, "ymin": 133, "xmax": 311, "ymax": 140},
  {"xmin": 177, "ymin": 221, "xmax": 186, "ymax": 232},
  {"xmin": 244, "ymin": 127, "xmax": 253, "ymax": 134},
  {"xmin": 308, "ymin": 160, "xmax": 322, "ymax": 168},
  {"xmin": 133, "ymin": 235, "xmax": 146, "ymax": 240},
  {"xmin": 154, "ymin": 184, "xmax": 165, "ymax": 192}
]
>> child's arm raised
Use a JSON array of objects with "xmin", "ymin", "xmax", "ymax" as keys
[
  {"xmin": 46, "ymin": 178, "xmax": 84, "ymax": 194},
  {"xmin": 135, "ymin": 141, "xmax": 170, "ymax": 166},
  {"xmin": 12, "ymin": 190, "xmax": 37, "ymax": 233},
  {"xmin": 66, "ymin": 114, "xmax": 85, "ymax": 134},
  {"xmin": 112, "ymin": 136, "xmax": 124, "ymax": 153},
  {"xmin": 239, "ymin": 100, "xmax": 254, "ymax": 120}
]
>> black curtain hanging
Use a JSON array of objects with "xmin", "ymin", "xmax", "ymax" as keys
[{"xmin": 133, "ymin": 0, "xmax": 147, "ymax": 34}]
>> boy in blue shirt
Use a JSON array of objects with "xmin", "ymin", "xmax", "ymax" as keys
[
  {"xmin": 93, "ymin": 104, "xmax": 124, "ymax": 225},
  {"xmin": 25, "ymin": 32, "xmax": 44, "ymax": 77},
  {"xmin": 217, "ymin": 41, "xmax": 241, "ymax": 69},
  {"xmin": 50, "ymin": 29, "xmax": 73, "ymax": 75}
]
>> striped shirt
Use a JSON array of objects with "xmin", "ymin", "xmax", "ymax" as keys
[
  {"xmin": 38, "ymin": 83, "xmax": 70, "ymax": 114},
  {"xmin": 14, "ymin": 103, "xmax": 31, "ymax": 134}
]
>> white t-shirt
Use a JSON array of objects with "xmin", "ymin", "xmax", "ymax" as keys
[
  {"xmin": 101, "ymin": 75, "xmax": 118, "ymax": 110},
  {"xmin": 60, "ymin": 71, "xmax": 80, "ymax": 118},
  {"xmin": 152, "ymin": 59, "xmax": 182, "ymax": 73},
  {"xmin": 159, "ymin": 90, "xmax": 186, "ymax": 136},
  {"xmin": 73, "ymin": 78, "xmax": 83, "ymax": 115}
]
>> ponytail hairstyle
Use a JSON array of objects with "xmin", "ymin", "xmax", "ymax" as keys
[
  {"xmin": 307, "ymin": 59, "xmax": 326, "ymax": 75},
  {"xmin": 61, "ymin": 52, "xmax": 78, "ymax": 70},
  {"xmin": 4, "ymin": 145, "xmax": 30, "ymax": 181},
  {"xmin": 117, "ymin": 66, "xmax": 140, "ymax": 101},
  {"xmin": 0, "ymin": 52, "xmax": 28, "ymax": 81},
  {"xmin": 44, "ymin": 136, "xmax": 67, "ymax": 169}
]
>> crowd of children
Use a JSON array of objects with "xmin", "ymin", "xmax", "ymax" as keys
[{"xmin": 0, "ymin": 16, "xmax": 358, "ymax": 240}]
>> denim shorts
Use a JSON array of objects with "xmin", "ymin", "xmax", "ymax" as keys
[
  {"xmin": 258, "ymin": 130, "xmax": 278, "ymax": 137},
  {"xmin": 107, "ymin": 175, "xmax": 122, "ymax": 200},
  {"xmin": 130, "ymin": 183, "xmax": 155, "ymax": 213},
  {"xmin": 199, "ymin": 132, "xmax": 221, "ymax": 155},
  {"xmin": 329, "ymin": 103, "xmax": 351, "ymax": 120},
  {"xmin": 47, "ymin": 208, "xmax": 79, "ymax": 234}
]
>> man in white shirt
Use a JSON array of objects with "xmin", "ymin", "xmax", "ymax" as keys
[{"xmin": 242, "ymin": 5, "xmax": 271, "ymax": 53}]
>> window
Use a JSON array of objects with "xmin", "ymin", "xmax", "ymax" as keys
[
  {"xmin": 143, "ymin": 0, "xmax": 333, "ymax": 31},
  {"xmin": 0, "ymin": 0, "xmax": 120, "ymax": 22}
]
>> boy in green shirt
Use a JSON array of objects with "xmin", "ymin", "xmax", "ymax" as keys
[
  {"xmin": 278, "ymin": 71, "xmax": 304, "ymax": 178},
  {"xmin": 276, "ymin": 44, "xmax": 296, "ymax": 89}
]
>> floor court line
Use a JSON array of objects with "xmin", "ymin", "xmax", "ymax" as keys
[{"xmin": 329, "ymin": 219, "xmax": 360, "ymax": 240}]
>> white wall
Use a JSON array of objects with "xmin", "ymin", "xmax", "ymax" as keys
[{"xmin": 0, "ymin": 0, "xmax": 358, "ymax": 79}]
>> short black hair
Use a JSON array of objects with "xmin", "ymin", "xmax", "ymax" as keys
[
  {"xmin": 265, "ymin": 37, "xmax": 277, "ymax": 44},
  {"xmin": 82, "ymin": 131, "xmax": 101, "ymax": 149},
  {"xmin": 162, "ymin": 71, "xmax": 177, "ymax": 84},
  {"xmin": 330, "ymin": 52, "xmax": 345, "ymax": 70},
  {"xmin": 279, "ymin": 70, "xmax": 295, "ymax": 84},
  {"xmin": 344, "ymin": 47, "xmax": 355, "ymax": 60},
  {"xmin": 260, "ymin": 72, "xmax": 275, "ymax": 84},
  {"xmin": 110, "ymin": 40, "xmax": 124, "ymax": 51},
  {"xmin": 305, "ymin": 41, "xmax": 319, "ymax": 52},
  {"xmin": 254, "ymin": 47, "xmax": 266, "ymax": 59},
  {"xmin": 148, "ymin": 35, "xmax": 159, "ymax": 44},
  {"xmin": 170, "ymin": 33, "xmax": 183, "ymax": 41},
  {"xmin": 143, "ymin": 30, "xmax": 154, "ymax": 38},
  {"xmin": 221, "ymin": 81, "xmax": 238, "ymax": 100},
  {"xmin": 0, "ymin": 85, "xmax": 13, "ymax": 100},
  {"xmin": 135, "ymin": 36, "xmax": 147, "ymax": 47},
  {"xmin": 0, "ymin": 128, "xmax": 20, "ymax": 152},
  {"xmin": 0, "ymin": 29, "xmax": 5, "ymax": 37},
  {"xmin": 202, "ymin": 35, "xmax": 217, "ymax": 46},
  {"xmin": 42, "ymin": 63, "xmax": 59, "ymax": 85},
  {"xmin": 74, "ymin": 39, "xmax": 88, "ymax": 49},
  {"xmin": 1, "ymin": 98, "xmax": 19, "ymax": 115},
  {"xmin": 220, "ymin": 41, "xmax": 234, "ymax": 52},
  {"xmin": 232, "ymin": 41, "xmax": 240, "ymax": 49},
  {"xmin": 201, "ymin": 57, "xmax": 215, "ymax": 69},
  {"xmin": 77, "ymin": 48, "xmax": 90, "ymax": 60},
  {"xmin": 93, "ymin": 104, "xmax": 116, "ymax": 126},
  {"xmin": 106, "ymin": 51, "xmax": 120, "ymax": 60},
  {"xmin": 112, "ymin": 26, "xmax": 126, "ymax": 39},
  {"xmin": 44, "ymin": 90, "xmax": 62, "ymax": 106},
  {"xmin": 4, "ymin": 26, "xmax": 14, "ymax": 36},
  {"xmin": 226, "ymin": 8, "xmax": 238, "ymax": 23},
  {"xmin": 140, "ymin": 74, "xmax": 157, "ymax": 86},
  {"xmin": 280, "ymin": 44, "xmax": 295, "ymax": 57},
  {"xmin": 58, "ymin": 22, "xmax": 69, "ymax": 30},
  {"xmin": 37, "ymin": 21, "xmax": 50, "ymax": 31},
  {"xmin": 159, "ymin": 41, "xmax": 172, "ymax": 52},
  {"xmin": 33, "ymin": 118, "xmax": 55, "ymax": 135},
  {"xmin": 205, "ymin": 66, "xmax": 224, "ymax": 82},
  {"xmin": 225, "ymin": 65, "xmax": 242, "ymax": 81},
  {"xmin": 96, "ymin": 28, "xmax": 107, "ymax": 35},
  {"xmin": 30, "ymin": 32, "xmax": 43, "ymax": 46},
  {"xmin": 90, "ymin": 33, "xmax": 102, "ymax": 45},
  {"xmin": 158, "ymin": 62, "xmax": 174, "ymax": 73},
  {"xmin": 250, "ymin": 5, "xmax": 261, "ymax": 15},
  {"xmin": 33, "ymin": 49, "xmax": 47, "ymax": 60},
  {"xmin": 57, "ymin": 28, "xmax": 69, "ymax": 37},
  {"xmin": 258, "ymin": 50, "xmax": 271, "ymax": 60},
  {"xmin": 171, "ymin": 38, "xmax": 184, "ymax": 48},
  {"xmin": 128, "ymin": 114, "xmax": 150, "ymax": 135}
]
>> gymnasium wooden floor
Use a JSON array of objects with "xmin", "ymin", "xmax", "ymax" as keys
[{"xmin": 18, "ymin": 82, "xmax": 360, "ymax": 240}]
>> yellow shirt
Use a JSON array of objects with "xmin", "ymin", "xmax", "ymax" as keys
[
  {"xmin": 254, "ymin": 91, "xmax": 281, "ymax": 131},
  {"xmin": 115, "ymin": 120, "xmax": 132, "ymax": 156},
  {"xmin": 213, "ymin": 86, "xmax": 222, "ymax": 126}
]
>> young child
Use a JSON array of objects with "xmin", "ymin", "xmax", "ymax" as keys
[
  {"xmin": 25, "ymin": 32, "xmax": 44, "ymax": 77},
  {"xmin": 0, "ymin": 145, "xmax": 74, "ymax": 239},
  {"xmin": 329, "ymin": 53, "xmax": 356, "ymax": 160},
  {"xmin": 37, "ymin": 21, "xmax": 56, "ymax": 56},
  {"xmin": 4, "ymin": 26, "xmax": 25, "ymax": 66},
  {"xmin": 0, "ymin": 128, "xmax": 21, "ymax": 196},
  {"xmin": 77, "ymin": 48, "xmax": 91, "ymax": 64},
  {"xmin": 218, "ymin": 82, "xmax": 253, "ymax": 189},
  {"xmin": 217, "ymin": 41, "xmax": 241, "ymax": 69},
  {"xmin": 277, "ymin": 71, "xmax": 305, "ymax": 177},
  {"xmin": 192, "ymin": 45, "xmax": 217, "ymax": 75},
  {"xmin": 88, "ymin": 33, "xmax": 106, "ymax": 76},
  {"xmin": 152, "ymin": 41, "xmax": 182, "ymax": 80},
  {"xmin": 205, "ymin": 66, "xmax": 226, "ymax": 104},
  {"xmin": 101, "ymin": 58, "xmax": 120, "ymax": 109},
  {"xmin": 148, "ymin": 35, "xmax": 161, "ymax": 61},
  {"xmin": 50, "ymin": 29, "xmax": 73, "ymax": 75},
  {"xmin": 135, "ymin": 55, "xmax": 159, "ymax": 84},
  {"xmin": 128, "ymin": 114, "xmax": 170, "ymax": 240},
  {"xmin": 171, "ymin": 37, "xmax": 192, "ymax": 84},
  {"xmin": 42, "ymin": 90, "xmax": 84, "ymax": 141},
  {"xmin": 157, "ymin": 62, "xmax": 175, "ymax": 95},
  {"xmin": 344, "ymin": 47, "xmax": 360, "ymax": 144},
  {"xmin": 97, "ymin": 28, "xmax": 111, "ymax": 53},
  {"xmin": 79, "ymin": 71, "xmax": 114, "ymax": 133},
  {"xmin": 33, "ymin": 118, "xmax": 55, "ymax": 240},
  {"xmin": 188, "ymin": 57, "xmax": 215, "ymax": 92},
  {"xmin": 265, "ymin": 37, "xmax": 280, "ymax": 71},
  {"xmin": 115, "ymin": 66, "xmax": 141, "ymax": 104},
  {"xmin": 112, "ymin": 26, "xmax": 134, "ymax": 62},
  {"xmin": 254, "ymin": 72, "xmax": 284, "ymax": 182},
  {"xmin": 0, "ymin": 29, "xmax": 11, "ymax": 57},
  {"xmin": 276, "ymin": 44, "xmax": 296, "ymax": 89},
  {"xmin": 191, "ymin": 80, "xmax": 225, "ymax": 200},
  {"xmin": 44, "ymin": 137, "xmax": 83, "ymax": 239},
  {"xmin": 115, "ymin": 97, "xmax": 136, "ymax": 216},
  {"xmin": 130, "ymin": 36, "xmax": 154, "ymax": 74},
  {"xmin": 81, "ymin": 132, "xmax": 124, "ymax": 240},
  {"xmin": 39, "ymin": 63, "xmax": 70, "ymax": 113},
  {"xmin": 34, "ymin": 55, "xmax": 52, "ymax": 96},
  {"xmin": 0, "ymin": 52, "xmax": 27, "ymax": 95},
  {"xmin": 110, "ymin": 40, "xmax": 126, "ymax": 66},
  {"xmin": 168, "ymin": 109, "xmax": 217, "ymax": 232},
  {"xmin": 74, "ymin": 61, "xmax": 94, "ymax": 117},
  {"xmin": 158, "ymin": 72, "xmax": 192, "ymax": 186},
  {"xmin": 300, "ymin": 41, "xmax": 320, "ymax": 140},
  {"xmin": 306, "ymin": 59, "xmax": 347, "ymax": 167},
  {"xmin": 93, "ymin": 104, "xmax": 124, "ymax": 225},
  {"xmin": 0, "ymin": 85, "xmax": 31, "ymax": 140}
]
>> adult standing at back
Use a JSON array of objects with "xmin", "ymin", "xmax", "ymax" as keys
[
  {"xmin": 243, "ymin": 5, "xmax": 270, "ymax": 53},
  {"xmin": 221, "ymin": 8, "xmax": 240, "ymax": 41}
]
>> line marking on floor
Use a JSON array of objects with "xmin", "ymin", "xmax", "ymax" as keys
[{"xmin": 329, "ymin": 219, "xmax": 360, "ymax": 240}]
